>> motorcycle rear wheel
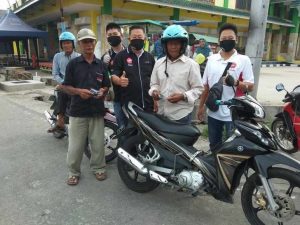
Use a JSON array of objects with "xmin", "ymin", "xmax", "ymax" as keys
[
  {"xmin": 84, "ymin": 121, "xmax": 119, "ymax": 163},
  {"xmin": 117, "ymin": 135, "xmax": 159, "ymax": 193},
  {"xmin": 271, "ymin": 118, "xmax": 297, "ymax": 154},
  {"xmin": 241, "ymin": 168, "xmax": 300, "ymax": 225}
]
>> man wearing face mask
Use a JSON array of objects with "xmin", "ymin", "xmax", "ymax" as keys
[
  {"xmin": 111, "ymin": 25, "xmax": 155, "ymax": 118},
  {"xmin": 197, "ymin": 23, "xmax": 254, "ymax": 150},
  {"xmin": 101, "ymin": 22, "xmax": 127, "ymax": 129}
]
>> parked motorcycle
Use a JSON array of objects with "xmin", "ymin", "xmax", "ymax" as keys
[
  {"xmin": 117, "ymin": 95, "xmax": 300, "ymax": 225},
  {"xmin": 271, "ymin": 83, "xmax": 300, "ymax": 154},
  {"xmin": 44, "ymin": 90, "xmax": 119, "ymax": 162}
]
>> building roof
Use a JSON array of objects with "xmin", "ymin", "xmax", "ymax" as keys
[{"xmin": 132, "ymin": 0, "xmax": 295, "ymax": 27}]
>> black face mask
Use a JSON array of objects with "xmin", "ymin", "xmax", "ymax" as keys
[
  {"xmin": 107, "ymin": 36, "xmax": 121, "ymax": 47},
  {"xmin": 130, "ymin": 39, "xmax": 144, "ymax": 51},
  {"xmin": 220, "ymin": 40, "xmax": 236, "ymax": 52}
]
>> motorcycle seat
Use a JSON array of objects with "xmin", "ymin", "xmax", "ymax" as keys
[{"xmin": 134, "ymin": 107, "xmax": 200, "ymax": 137}]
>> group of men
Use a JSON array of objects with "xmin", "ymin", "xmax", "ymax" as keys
[{"xmin": 50, "ymin": 22, "xmax": 254, "ymax": 186}]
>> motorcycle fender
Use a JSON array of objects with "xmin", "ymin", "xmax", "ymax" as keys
[
  {"xmin": 254, "ymin": 152, "xmax": 300, "ymax": 178},
  {"xmin": 274, "ymin": 112, "xmax": 283, "ymax": 118},
  {"xmin": 274, "ymin": 111, "xmax": 296, "ymax": 140}
]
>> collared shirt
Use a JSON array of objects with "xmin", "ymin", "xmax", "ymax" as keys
[
  {"xmin": 63, "ymin": 55, "xmax": 111, "ymax": 117},
  {"xmin": 149, "ymin": 54, "xmax": 203, "ymax": 120},
  {"xmin": 203, "ymin": 50, "xmax": 254, "ymax": 121},
  {"xmin": 112, "ymin": 46, "xmax": 155, "ymax": 111},
  {"xmin": 52, "ymin": 51, "xmax": 80, "ymax": 84}
]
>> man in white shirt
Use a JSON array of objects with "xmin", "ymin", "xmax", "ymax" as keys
[
  {"xmin": 149, "ymin": 25, "xmax": 203, "ymax": 124},
  {"xmin": 197, "ymin": 23, "xmax": 254, "ymax": 150}
]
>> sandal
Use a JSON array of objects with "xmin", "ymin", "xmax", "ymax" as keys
[
  {"xmin": 67, "ymin": 176, "xmax": 79, "ymax": 185},
  {"xmin": 95, "ymin": 172, "xmax": 107, "ymax": 181},
  {"xmin": 47, "ymin": 125, "xmax": 65, "ymax": 133}
]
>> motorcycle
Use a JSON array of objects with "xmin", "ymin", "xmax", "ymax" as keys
[
  {"xmin": 44, "ymin": 90, "xmax": 119, "ymax": 162},
  {"xmin": 117, "ymin": 95, "xmax": 300, "ymax": 225},
  {"xmin": 271, "ymin": 83, "xmax": 300, "ymax": 154}
]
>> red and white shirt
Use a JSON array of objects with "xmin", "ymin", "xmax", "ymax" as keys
[{"xmin": 203, "ymin": 50, "xmax": 254, "ymax": 121}]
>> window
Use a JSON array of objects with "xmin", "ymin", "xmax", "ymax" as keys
[{"xmin": 235, "ymin": 0, "xmax": 251, "ymax": 11}]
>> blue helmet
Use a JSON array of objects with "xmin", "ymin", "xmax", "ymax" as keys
[
  {"xmin": 59, "ymin": 31, "xmax": 76, "ymax": 49},
  {"xmin": 161, "ymin": 25, "xmax": 189, "ymax": 55}
]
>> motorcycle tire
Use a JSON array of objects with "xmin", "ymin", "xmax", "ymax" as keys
[
  {"xmin": 271, "ymin": 118, "xmax": 297, "ymax": 154},
  {"xmin": 84, "ymin": 120, "xmax": 119, "ymax": 163},
  {"xmin": 117, "ymin": 135, "xmax": 159, "ymax": 193},
  {"xmin": 241, "ymin": 168, "xmax": 300, "ymax": 225}
]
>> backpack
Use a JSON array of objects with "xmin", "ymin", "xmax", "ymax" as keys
[{"xmin": 205, "ymin": 62, "xmax": 232, "ymax": 112}]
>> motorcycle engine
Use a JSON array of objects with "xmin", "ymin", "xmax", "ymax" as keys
[{"xmin": 177, "ymin": 170, "xmax": 204, "ymax": 191}]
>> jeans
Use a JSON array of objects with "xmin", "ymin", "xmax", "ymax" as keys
[
  {"xmin": 207, "ymin": 116, "xmax": 233, "ymax": 150},
  {"xmin": 113, "ymin": 101, "xmax": 127, "ymax": 129},
  {"xmin": 176, "ymin": 113, "xmax": 192, "ymax": 124}
]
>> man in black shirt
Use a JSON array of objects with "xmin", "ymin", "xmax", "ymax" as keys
[
  {"xmin": 60, "ymin": 28, "xmax": 111, "ymax": 185},
  {"xmin": 101, "ymin": 22, "xmax": 126, "ymax": 129},
  {"xmin": 111, "ymin": 25, "xmax": 155, "ymax": 115}
]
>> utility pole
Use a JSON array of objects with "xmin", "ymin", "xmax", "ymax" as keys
[
  {"xmin": 59, "ymin": 0, "xmax": 65, "ymax": 32},
  {"xmin": 245, "ymin": 0, "xmax": 270, "ymax": 98}
]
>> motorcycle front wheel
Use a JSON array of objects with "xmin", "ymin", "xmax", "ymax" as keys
[
  {"xmin": 117, "ymin": 135, "xmax": 159, "ymax": 193},
  {"xmin": 241, "ymin": 168, "xmax": 300, "ymax": 225},
  {"xmin": 84, "ymin": 120, "xmax": 119, "ymax": 163},
  {"xmin": 271, "ymin": 118, "xmax": 297, "ymax": 154}
]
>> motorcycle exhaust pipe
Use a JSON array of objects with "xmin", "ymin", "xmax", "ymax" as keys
[
  {"xmin": 118, "ymin": 148, "xmax": 168, "ymax": 184},
  {"xmin": 44, "ymin": 110, "xmax": 53, "ymax": 125}
]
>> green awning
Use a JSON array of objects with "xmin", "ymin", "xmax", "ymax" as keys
[
  {"xmin": 116, "ymin": 20, "xmax": 166, "ymax": 28},
  {"xmin": 189, "ymin": 33, "xmax": 218, "ymax": 44}
]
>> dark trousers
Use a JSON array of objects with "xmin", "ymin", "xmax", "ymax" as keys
[
  {"xmin": 55, "ymin": 91, "xmax": 69, "ymax": 115},
  {"xmin": 207, "ymin": 116, "xmax": 233, "ymax": 150},
  {"xmin": 175, "ymin": 113, "xmax": 192, "ymax": 124}
]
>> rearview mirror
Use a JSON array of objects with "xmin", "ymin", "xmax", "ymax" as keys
[{"xmin": 275, "ymin": 83, "xmax": 285, "ymax": 92}]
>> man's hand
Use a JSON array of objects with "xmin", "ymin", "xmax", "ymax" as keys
[
  {"xmin": 78, "ymin": 89, "xmax": 93, "ymax": 100},
  {"xmin": 167, "ymin": 93, "xmax": 184, "ymax": 103},
  {"xmin": 152, "ymin": 90, "xmax": 160, "ymax": 101},
  {"xmin": 197, "ymin": 105, "xmax": 206, "ymax": 122},
  {"xmin": 153, "ymin": 100, "xmax": 158, "ymax": 113},
  {"xmin": 119, "ymin": 71, "xmax": 129, "ymax": 87},
  {"xmin": 102, "ymin": 54, "xmax": 111, "ymax": 65},
  {"xmin": 95, "ymin": 88, "xmax": 107, "ymax": 99}
]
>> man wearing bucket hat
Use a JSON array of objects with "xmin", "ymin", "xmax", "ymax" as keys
[{"xmin": 60, "ymin": 28, "xmax": 111, "ymax": 185}]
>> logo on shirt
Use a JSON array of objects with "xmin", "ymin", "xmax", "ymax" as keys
[
  {"xmin": 126, "ymin": 57, "xmax": 133, "ymax": 66},
  {"xmin": 230, "ymin": 62, "xmax": 237, "ymax": 69}
]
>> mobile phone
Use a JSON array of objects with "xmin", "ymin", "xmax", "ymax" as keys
[{"xmin": 90, "ymin": 88, "xmax": 99, "ymax": 96}]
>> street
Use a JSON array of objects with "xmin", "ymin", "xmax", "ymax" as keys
[
  {"xmin": 0, "ymin": 93, "xmax": 250, "ymax": 225},
  {"xmin": 0, "ymin": 66, "xmax": 300, "ymax": 225}
]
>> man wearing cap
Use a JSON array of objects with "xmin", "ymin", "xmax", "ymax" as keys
[{"xmin": 59, "ymin": 28, "xmax": 111, "ymax": 185}]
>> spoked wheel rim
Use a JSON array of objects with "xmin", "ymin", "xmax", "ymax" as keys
[
  {"xmin": 104, "ymin": 125, "xmax": 118, "ymax": 157},
  {"xmin": 242, "ymin": 169, "xmax": 300, "ymax": 225},
  {"xmin": 272, "ymin": 119, "xmax": 294, "ymax": 151}
]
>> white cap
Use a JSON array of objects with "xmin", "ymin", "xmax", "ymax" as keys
[{"xmin": 77, "ymin": 28, "xmax": 96, "ymax": 41}]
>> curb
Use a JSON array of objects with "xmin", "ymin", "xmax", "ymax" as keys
[{"xmin": 261, "ymin": 63, "xmax": 300, "ymax": 68}]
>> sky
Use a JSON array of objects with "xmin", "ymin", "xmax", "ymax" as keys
[{"xmin": 0, "ymin": 0, "xmax": 17, "ymax": 10}]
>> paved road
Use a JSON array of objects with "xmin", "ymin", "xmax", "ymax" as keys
[{"xmin": 0, "ymin": 94, "xmax": 250, "ymax": 225}]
